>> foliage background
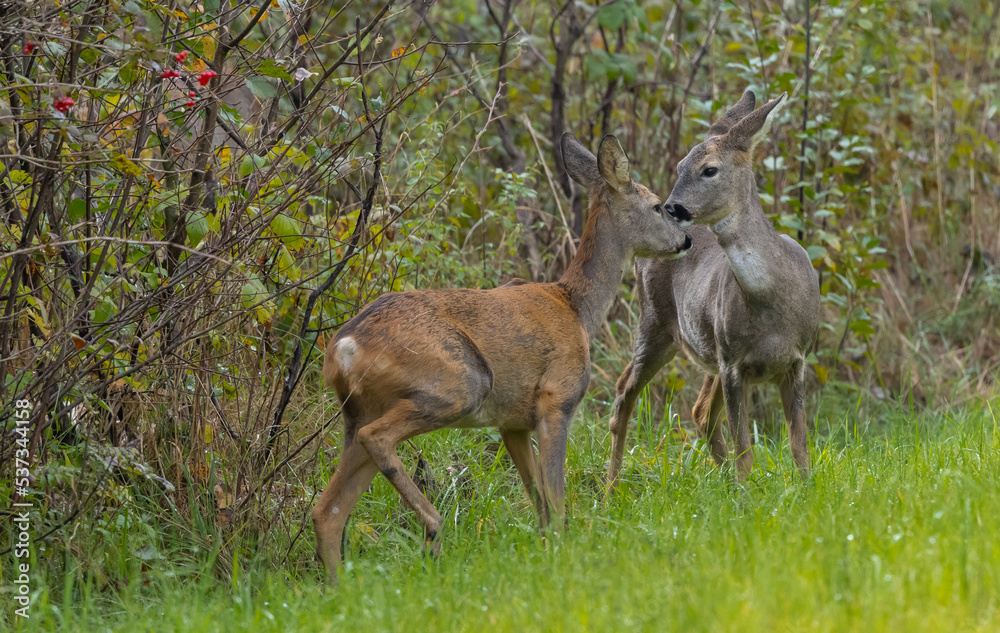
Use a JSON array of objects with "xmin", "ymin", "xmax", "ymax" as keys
[{"xmin": 1, "ymin": 0, "xmax": 998, "ymax": 616}]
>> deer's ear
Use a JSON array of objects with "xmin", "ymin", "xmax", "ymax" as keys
[
  {"xmin": 725, "ymin": 92, "xmax": 786, "ymax": 152},
  {"xmin": 597, "ymin": 135, "xmax": 632, "ymax": 191},
  {"xmin": 561, "ymin": 133, "xmax": 602, "ymax": 189},
  {"xmin": 706, "ymin": 90, "xmax": 756, "ymax": 138}
]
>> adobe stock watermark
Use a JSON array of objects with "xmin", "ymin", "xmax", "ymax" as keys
[{"xmin": 10, "ymin": 398, "xmax": 34, "ymax": 620}]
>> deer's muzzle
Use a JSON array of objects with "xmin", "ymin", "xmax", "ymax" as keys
[{"xmin": 666, "ymin": 203, "xmax": 692, "ymax": 224}]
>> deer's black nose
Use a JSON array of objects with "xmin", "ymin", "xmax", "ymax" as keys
[
  {"xmin": 667, "ymin": 203, "xmax": 692, "ymax": 222},
  {"xmin": 680, "ymin": 234, "xmax": 692, "ymax": 251}
]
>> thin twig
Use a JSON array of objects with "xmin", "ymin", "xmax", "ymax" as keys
[
  {"xmin": 520, "ymin": 112, "xmax": 576, "ymax": 255},
  {"xmin": 797, "ymin": 0, "xmax": 811, "ymax": 242}
]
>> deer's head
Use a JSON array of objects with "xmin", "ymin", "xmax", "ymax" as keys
[
  {"xmin": 561, "ymin": 133, "xmax": 691, "ymax": 258},
  {"xmin": 664, "ymin": 91, "xmax": 786, "ymax": 229}
]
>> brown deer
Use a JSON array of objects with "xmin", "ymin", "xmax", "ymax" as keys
[
  {"xmin": 312, "ymin": 133, "xmax": 692, "ymax": 583},
  {"xmin": 606, "ymin": 91, "xmax": 820, "ymax": 486}
]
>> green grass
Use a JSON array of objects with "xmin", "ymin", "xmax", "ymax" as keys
[{"xmin": 6, "ymin": 394, "xmax": 1000, "ymax": 632}]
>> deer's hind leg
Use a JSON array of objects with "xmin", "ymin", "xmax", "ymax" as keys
[
  {"xmin": 779, "ymin": 360, "xmax": 811, "ymax": 478},
  {"xmin": 355, "ymin": 399, "xmax": 460, "ymax": 554},
  {"xmin": 311, "ymin": 430, "xmax": 379, "ymax": 584},
  {"xmin": 608, "ymin": 336, "xmax": 676, "ymax": 489},
  {"xmin": 692, "ymin": 374, "xmax": 727, "ymax": 465}
]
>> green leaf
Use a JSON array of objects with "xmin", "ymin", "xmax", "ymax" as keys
[
  {"xmin": 206, "ymin": 212, "xmax": 221, "ymax": 236},
  {"xmin": 258, "ymin": 61, "xmax": 292, "ymax": 82},
  {"xmin": 277, "ymin": 245, "xmax": 302, "ymax": 280},
  {"xmin": 246, "ymin": 76, "xmax": 279, "ymax": 99},
  {"xmin": 68, "ymin": 198, "xmax": 87, "ymax": 221},
  {"xmin": 806, "ymin": 245, "xmax": 828, "ymax": 261},
  {"xmin": 204, "ymin": 0, "xmax": 220, "ymax": 11},
  {"xmin": 187, "ymin": 212, "xmax": 209, "ymax": 246},
  {"xmin": 271, "ymin": 214, "xmax": 305, "ymax": 250},
  {"xmin": 94, "ymin": 299, "xmax": 117, "ymax": 324},
  {"xmin": 42, "ymin": 41, "xmax": 68, "ymax": 57},
  {"xmin": 597, "ymin": 3, "xmax": 627, "ymax": 30},
  {"xmin": 241, "ymin": 279, "xmax": 268, "ymax": 310},
  {"xmin": 241, "ymin": 279, "xmax": 274, "ymax": 324},
  {"xmin": 119, "ymin": 63, "xmax": 141, "ymax": 84},
  {"xmin": 144, "ymin": 10, "xmax": 163, "ymax": 42},
  {"xmin": 80, "ymin": 48, "xmax": 99, "ymax": 64},
  {"xmin": 240, "ymin": 154, "xmax": 268, "ymax": 177}
]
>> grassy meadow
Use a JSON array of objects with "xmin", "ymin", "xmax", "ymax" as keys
[{"xmin": 7, "ymin": 391, "xmax": 1000, "ymax": 632}]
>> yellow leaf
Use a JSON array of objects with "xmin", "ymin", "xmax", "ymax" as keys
[
  {"xmin": 187, "ymin": 58, "xmax": 207, "ymax": 73},
  {"xmin": 202, "ymin": 35, "xmax": 217, "ymax": 62},
  {"xmin": 297, "ymin": 34, "xmax": 309, "ymax": 46},
  {"xmin": 113, "ymin": 153, "xmax": 145, "ymax": 178},
  {"xmin": 813, "ymin": 364, "xmax": 828, "ymax": 384},
  {"xmin": 725, "ymin": 42, "xmax": 742, "ymax": 51},
  {"xmin": 354, "ymin": 521, "xmax": 378, "ymax": 543},
  {"xmin": 204, "ymin": 424, "xmax": 213, "ymax": 444},
  {"xmin": 173, "ymin": 9, "xmax": 189, "ymax": 19},
  {"xmin": 27, "ymin": 309, "xmax": 52, "ymax": 337}
]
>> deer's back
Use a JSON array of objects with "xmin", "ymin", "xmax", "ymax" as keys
[{"xmin": 324, "ymin": 282, "xmax": 590, "ymax": 430}]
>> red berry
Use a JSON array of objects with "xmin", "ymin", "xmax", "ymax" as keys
[
  {"xmin": 54, "ymin": 96, "xmax": 74, "ymax": 113},
  {"xmin": 23, "ymin": 41, "xmax": 37, "ymax": 55},
  {"xmin": 197, "ymin": 69, "xmax": 217, "ymax": 86},
  {"xmin": 188, "ymin": 91, "xmax": 196, "ymax": 98},
  {"xmin": 161, "ymin": 69, "xmax": 180, "ymax": 80},
  {"xmin": 185, "ymin": 100, "xmax": 196, "ymax": 108},
  {"xmin": 174, "ymin": 50, "xmax": 188, "ymax": 63}
]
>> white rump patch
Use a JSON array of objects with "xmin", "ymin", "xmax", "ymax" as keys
[{"xmin": 335, "ymin": 337, "xmax": 358, "ymax": 372}]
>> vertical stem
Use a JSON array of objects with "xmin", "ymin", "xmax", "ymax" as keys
[
  {"xmin": 797, "ymin": 0, "xmax": 811, "ymax": 243},
  {"xmin": 928, "ymin": 9, "xmax": 947, "ymax": 245}
]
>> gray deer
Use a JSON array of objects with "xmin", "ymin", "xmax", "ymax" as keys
[{"xmin": 606, "ymin": 90, "xmax": 821, "ymax": 485}]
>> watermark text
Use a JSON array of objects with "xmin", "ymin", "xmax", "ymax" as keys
[{"xmin": 11, "ymin": 398, "xmax": 33, "ymax": 620}]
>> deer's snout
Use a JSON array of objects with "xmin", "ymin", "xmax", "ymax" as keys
[
  {"xmin": 666, "ymin": 203, "xmax": 692, "ymax": 224},
  {"xmin": 680, "ymin": 234, "xmax": 692, "ymax": 252}
]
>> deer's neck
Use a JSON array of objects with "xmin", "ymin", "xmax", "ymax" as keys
[
  {"xmin": 558, "ymin": 203, "xmax": 628, "ymax": 339},
  {"xmin": 712, "ymin": 190, "xmax": 786, "ymax": 299}
]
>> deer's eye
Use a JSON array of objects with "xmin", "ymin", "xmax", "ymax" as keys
[{"xmin": 702, "ymin": 167, "xmax": 719, "ymax": 178}]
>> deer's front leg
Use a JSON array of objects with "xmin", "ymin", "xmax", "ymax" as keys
[
  {"xmin": 500, "ymin": 429, "xmax": 543, "ymax": 518},
  {"xmin": 780, "ymin": 360, "xmax": 810, "ymax": 478},
  {"xmin": 721, "ymin": 369, "xmax": 752, "ymax": 483},
  {"xmin": 608, "ymin": 340, "xmax": 675, "ymax": 489},
  {"xmin": 693, "ymin": 374, "xmax": 727, "ymax": 465},
  {"xmin": 536, "ymin": 392, "xmax": 578, "ymax": 529}
]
